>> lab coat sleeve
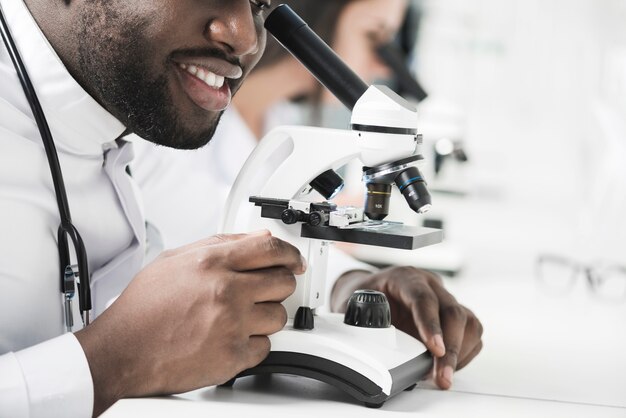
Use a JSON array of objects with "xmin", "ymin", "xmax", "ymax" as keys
[
  {"xmin": 321, "ymin": 246, "xmax": 377, "ymax": 313},
  {"xmin": 0, "ymin": 333, "xmax": 94, "ymax": 418}
]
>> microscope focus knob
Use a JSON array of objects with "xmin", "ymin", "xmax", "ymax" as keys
[
  {"xmin": 281, "ymin": 209, "xmax": 305, "ymax": 225},
  {"xmin": 308, "ymin": 211, "xmax": 324, "ymax": 226},
  {"xmin": 343, "ymin": 290, "xmax": 391, "ymax": 328}
]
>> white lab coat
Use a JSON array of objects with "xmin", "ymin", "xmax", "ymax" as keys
[
  {"xmin": 130, "ymin": 108, "xmax": 258, "ymax": 249},
  {"xmin": 0, "ymin": 1, "xmax": 145, "ymax": 416}
]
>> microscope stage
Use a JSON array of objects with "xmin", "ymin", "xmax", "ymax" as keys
[{"xmin": 301, "ymin": 223, "xmax": 443, "ymax": 250}]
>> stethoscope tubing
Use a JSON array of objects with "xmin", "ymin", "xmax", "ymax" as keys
[{"xmin": 0, "ymin": 4, "xmax": 92, "ymax": 317}]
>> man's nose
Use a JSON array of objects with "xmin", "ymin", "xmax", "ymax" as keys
[{"xmin": 204, "ymin": 2, "xmax": 260, "ymax": 57}]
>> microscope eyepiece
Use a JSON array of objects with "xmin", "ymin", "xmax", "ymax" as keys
[
  {"xmin": 264, "ymin": 5, "xmax": 368, "ymax": 110},
  {"xmin": 394, "ymin": 166, "xmax": 431, "ymax": 214}
]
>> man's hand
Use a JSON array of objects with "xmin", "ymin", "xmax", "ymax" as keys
[
  {"xmin": 75, "ymin": 230, "xmax": 304, "ymax": 416},
  {"xmin": 331, "ymin": 267, "xmax": 483, "ymax": 390}
]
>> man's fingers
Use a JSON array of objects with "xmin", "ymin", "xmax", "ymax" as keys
[
  {"xmin": 221, "ymin": 234, "xmax": 306, "ymax": 274},
  {"xmin": 404, "ymin": 284, "xmax": 445, "ymax": 357},
  {"xmin": 456, "ymin": 308, "xmax": 483, "ymax": 359},
  {"xmin": 239, "ymin": 267, "xmax": 297, "ymax": 303},
  {"xmin": 435, "ymin": 304, "xmax": 468, "ymax": 389},
  {"xmin": 245, "ymin": 336, "xmax": 271, "ymax": 369},
  {"xmin": 249, "ymin": 302, "xmax": 288, "ymax": 336},
  {"xmin": 427, "ymin": 297, "xmax": 482, "ymax": 388},
  {"xmin": 456, "ymin": 340, "xmax": 483, "ymax": 371},
  {"xmin": 162, "ymin": 230, "xmax": 270, "ymax": 257},
  {"xmin": 454, "ymin": 308, "xmax": 483, "ymax": 371}
]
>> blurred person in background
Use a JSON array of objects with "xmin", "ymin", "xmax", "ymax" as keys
[{"xmin": 132, "ymin": 0, "xmax": 483, "ymax": 391}]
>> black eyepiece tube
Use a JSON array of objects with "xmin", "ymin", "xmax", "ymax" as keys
[
  {"xmin": 376, "ymin": 43, "xmax": 428, "ymax": 102},
  {"xmin": 265, "ymin": 4, "xmax": 369, "ymax": 110}
]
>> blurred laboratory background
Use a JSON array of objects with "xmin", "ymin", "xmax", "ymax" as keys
[{"xmin": 409, "ymin": 0, "xmax": 626, "ymax": 279}]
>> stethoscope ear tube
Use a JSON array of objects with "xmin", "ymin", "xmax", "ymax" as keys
[{"xmin": 0, "ymin": 4, "xmax": 92, "ymax": 318}]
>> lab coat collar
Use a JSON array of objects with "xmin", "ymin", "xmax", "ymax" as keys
[{"xmin": 0, "ymin": 0, "xmax": 127, "ymax": 155}]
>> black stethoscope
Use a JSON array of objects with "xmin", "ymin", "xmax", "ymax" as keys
[{"xmin": 0, "ymin": 4, "xmax": 92, "ymax": 330}]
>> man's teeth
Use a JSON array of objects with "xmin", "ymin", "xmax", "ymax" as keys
[{"xmin": 179, "ymin": 63, "xmax": 225, "ymax": 89}]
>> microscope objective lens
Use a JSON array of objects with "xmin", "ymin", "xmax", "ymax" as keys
[{"xmin": 364, "ymin": 183, "xmax": 392, "ymax": 220}]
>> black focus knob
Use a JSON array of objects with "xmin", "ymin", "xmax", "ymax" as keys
[
  {"xmin": 281, "ymin": 209, "xmax": 305, "ymax": 225},
  {"xmin": 343, "ymin": 290, "xmax": 391, "ymax": 328},
  {"xmin": 308, "ymin": 211, "xmax": 324, "ymax": 226}
]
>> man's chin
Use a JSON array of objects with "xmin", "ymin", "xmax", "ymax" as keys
[
  {"xmin": 145, "ymin": 131, "xmax": 216, "ymax": 150},
  {"xmin": 136, "ymin": 111, "xmax": 223, "ymax": 150}
]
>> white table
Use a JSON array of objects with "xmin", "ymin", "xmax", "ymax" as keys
[
  {"xmin": 104, "ymin": 379, "xmax": 625, "ymax": 418},
  {"xmin": 103, "ymin": 276, "xmax": 626, "ymax": 417}
]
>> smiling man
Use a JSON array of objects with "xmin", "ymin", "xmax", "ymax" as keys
[
  {"xmin": 36, "ymin": 0, "xmax": 268, "ymax": 149},
  {"xmin": 0, "ymin": 1, "xmax": 481, "ymax": 417}
]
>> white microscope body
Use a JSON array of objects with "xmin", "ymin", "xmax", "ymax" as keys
[
  {"xmin": 220, "ymin": 85, "xmax": 442, "ymax": 407},
  {"xmin": 219, "ymin": 5, "xmax": 443, "ymax": 408}
]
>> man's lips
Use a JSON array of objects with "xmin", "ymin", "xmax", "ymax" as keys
[{"xmin": 172, "ymin": 61, "xmax": 242, "ymax": 112}]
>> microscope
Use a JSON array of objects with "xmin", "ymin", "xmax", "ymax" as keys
[{"xmin": 220, "ymin": 5, "xmax": 443, "ymax": 408}]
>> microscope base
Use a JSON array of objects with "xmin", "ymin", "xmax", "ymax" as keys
[{"xmin": 229, "ymin": 314, "xmax": 432, "ymax": 407}]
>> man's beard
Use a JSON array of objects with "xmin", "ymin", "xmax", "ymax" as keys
[{"xmin": 75, "ymin": 4, "xmax": 221, "ymax": 149}]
